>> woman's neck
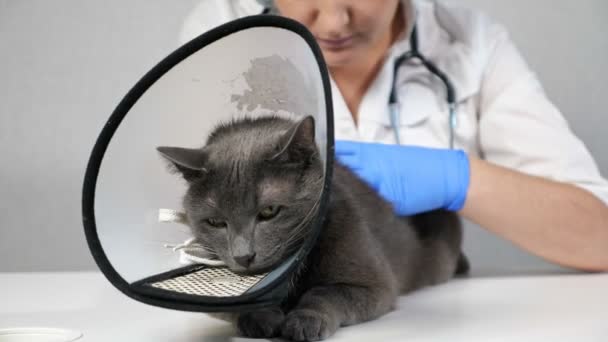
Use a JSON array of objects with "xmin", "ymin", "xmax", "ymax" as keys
[{"xmin": 330, "ymin": 5, "xmax": 405, "ymax": 125}]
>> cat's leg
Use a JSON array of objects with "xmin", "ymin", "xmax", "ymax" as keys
[
  {"xmin": 236, "ymin": 307, "xmax": 285, "ymax": 338},
  {"xmin": 281, "ymin": 284, "xmax": 396, "ymax": 341},
  {"xmin": 454, "ymin": 252, "xmax": 470, "ymax": 276},
  {"xmin": 208, "ymin": 310, "xmax": 284, "ymax": 338}
]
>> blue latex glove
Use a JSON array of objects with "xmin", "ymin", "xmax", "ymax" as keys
[{"xmin": 335, "ymin": 140, "xmax": 470, "ymax": 216}]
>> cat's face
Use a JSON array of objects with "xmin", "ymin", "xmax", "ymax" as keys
[{"xmin": 158, "ymin": 116, "xmax": 323, "ymax": 274}]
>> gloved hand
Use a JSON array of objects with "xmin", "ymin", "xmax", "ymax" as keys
[{"xmin": 335, "ymin": 140, "xmax": 470, "ymax": 216}]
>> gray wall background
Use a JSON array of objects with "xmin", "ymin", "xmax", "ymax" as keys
[{"xmin": 1, "ymin": 0, "xmax": 606, "ymax": 273}]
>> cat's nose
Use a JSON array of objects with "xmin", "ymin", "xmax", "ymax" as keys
[{"xmin": 234, "ymin": 252, "xmax": 256, "ymax": 267}]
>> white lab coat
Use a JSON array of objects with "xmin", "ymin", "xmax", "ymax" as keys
[{"xmin": 179, "ymin": 0, "xmax": 608, "ymax": 204}]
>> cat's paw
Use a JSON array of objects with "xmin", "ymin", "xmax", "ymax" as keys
[
  {"xmin": 237, "ymin": 308, "xmax": 285, "ymax": 338},
  {"xmin": 281, "ymin": 309, "xmax": 338, "ymax": 341}
]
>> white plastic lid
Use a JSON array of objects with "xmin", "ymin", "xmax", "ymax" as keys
[{"xmin": 0, "ymin": 328, "xmax": 82, "ymax": 342}]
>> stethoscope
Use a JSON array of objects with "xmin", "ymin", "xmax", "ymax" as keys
[
  {"xmin": 262, "ymin": 7, "xmax": 458, "ymax": 148},
  {"xmin": 389, "ymin": 25, "xmax": 458, "ymax": 148}
]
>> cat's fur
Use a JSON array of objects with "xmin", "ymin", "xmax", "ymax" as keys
[{"xmin": 158, "ymin": 115, "xmax": 467, "ymax": 341}]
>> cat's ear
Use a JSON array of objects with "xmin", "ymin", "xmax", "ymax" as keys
[
  {"xmin": 156, "ymin": 146, "xmax": 207, "ymax": 182},
  {"xmin": 271, "ymin": 115, "xmax": 316, "ymax": 165}
]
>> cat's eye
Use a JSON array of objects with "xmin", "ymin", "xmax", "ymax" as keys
[
  {"xmin": 257, "ymin": 206, "xmax": 281, "ymax": 220},
  {"xmin": 205, "ymin": 218, "xmax": 227, "ymax": 228}
]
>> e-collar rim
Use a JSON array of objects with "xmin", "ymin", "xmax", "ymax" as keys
[{"xmin": 81, "ymin": 14, "xmax": 334, "ymax": 312}]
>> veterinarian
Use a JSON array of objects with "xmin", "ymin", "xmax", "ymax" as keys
[{"xmin": 180, "ymin": 0, "xmax": 608, "ymax": 271}]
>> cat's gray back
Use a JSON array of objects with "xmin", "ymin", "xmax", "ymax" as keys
[{"xmin": 302, "ymin": 162, "xmax": 463, "ymax": 298}]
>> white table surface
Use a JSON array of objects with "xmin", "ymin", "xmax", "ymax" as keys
[{"xmin": 1, "ymin": 271, "xmax": 607, "ymax": 341}]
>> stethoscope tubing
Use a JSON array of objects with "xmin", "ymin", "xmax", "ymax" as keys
[
  {"xmin": 390, "ymin": 26, "xmax": 458, "ymax": 149},
  {"xmin": 261, "ymin": 8, "xmax": 458, "ymax": 148}
]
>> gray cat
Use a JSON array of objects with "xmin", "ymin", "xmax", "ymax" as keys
[{"xmin": 157, "ymin": 115, "xmax": 468, "ymax": 341}]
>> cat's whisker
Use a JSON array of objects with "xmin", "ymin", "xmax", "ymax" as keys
[
  {"xmin": 282, "ymin": 200, "xmax": 320, "ymax": 250},
  {"xmin": 284, "ymin": 220, "xmax": 315, "ymax": 244},
  {"xmin": 162, "ymin": 236, "xmax": 221, "ymax": 260},
  {"xmin": 187, "ymin": 244, "xmax": 219, "ymax": 255}
]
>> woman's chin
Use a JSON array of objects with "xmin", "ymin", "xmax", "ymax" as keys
[{"xmin": 321, "ymin": 49, "xmax": 359, "ymax": 69}]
